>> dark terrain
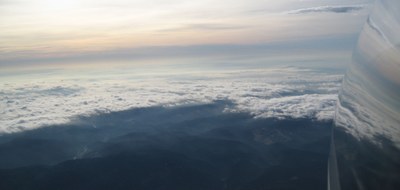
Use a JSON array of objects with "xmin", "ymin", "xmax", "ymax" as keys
[{"xmin": 0, "ymin": 100, "xmax": 331, "ymax": 190}]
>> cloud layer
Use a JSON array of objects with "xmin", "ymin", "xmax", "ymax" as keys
[
  {"xmin": 287, "ymin": 5, "xmax": 365, "ymax": 14},
  {"xmin": 0, "ymin": 67, "xmax": 342, "ymax": 133}
]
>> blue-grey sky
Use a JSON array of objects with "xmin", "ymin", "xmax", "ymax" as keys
[{"xmin": 0, "ymin": 0, "xmax": 373, "ymax": 68}]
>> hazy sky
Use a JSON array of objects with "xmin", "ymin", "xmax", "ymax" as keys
[
  {"xmin": 0, "ymin": 0, "xmax": 375, "ymax": 134},
  {"xmin": 0, "ymin": 0, "xmax": 373, "ymax": 67}
]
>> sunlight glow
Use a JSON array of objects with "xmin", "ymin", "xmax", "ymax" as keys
[{"xmin": 37, "ymin": 0, "xmax": 78, "ymax": 11}]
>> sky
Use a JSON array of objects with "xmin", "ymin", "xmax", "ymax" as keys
[
  {"xmin": 0, "ymin": 0, "xmax": 373, "ymax": 68},
  {"xmin": 0, "ymin": 0, "xmax": 374, "ymax": 133}
]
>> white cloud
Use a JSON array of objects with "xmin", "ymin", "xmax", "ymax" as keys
[
  {"xmin": 0, "ymin": 67, "xmax": 342, "ymax": 133},
  {"xmin": 286, "ymin": 5, "xmax": 365, "ymax": 14}
]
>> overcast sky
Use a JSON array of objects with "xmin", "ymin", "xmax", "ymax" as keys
[{"xmin": 0, "ymin": 0, "xmax": 373, "ymax": 67}]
